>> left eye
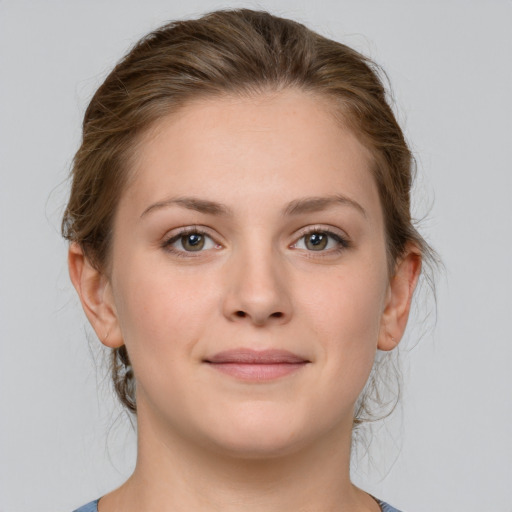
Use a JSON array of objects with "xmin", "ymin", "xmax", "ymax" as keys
[
  {"xmin": 166, "ymin": 231, "xmax": 217, "ymax": 252},
  {"xmin": 292, "ymin": 231, "xmax": 345, "ymax": 251}
]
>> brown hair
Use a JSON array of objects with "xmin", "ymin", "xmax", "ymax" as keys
[{"xmin": 62, "ymin": 9, "xmax": 435, "ymax": 422}]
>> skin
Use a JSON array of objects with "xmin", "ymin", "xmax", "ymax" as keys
[{"xmin": 69, "ymin": 89, "xmax": 420, "ymax": 512}]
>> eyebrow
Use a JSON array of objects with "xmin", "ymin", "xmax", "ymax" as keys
[
  {"xmin": 283, "ymin": 195, "xmax": 367, "ymax": 218},
  {"xmin": 141, "ymin": 197, "xmax": 233, "ymax": 218},
  {"xmin": 140, "ymin": 194, "xmax": 366, "ymax": 219}
]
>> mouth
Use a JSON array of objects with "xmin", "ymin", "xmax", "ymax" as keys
[{"xmin": 204, "ymin": 349, "xmax": 310, "ymax": 381}]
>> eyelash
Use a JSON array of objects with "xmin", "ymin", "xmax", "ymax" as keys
[{"xmin": 160, "ymin": 226, "xmax": 351, "ymax": 258}]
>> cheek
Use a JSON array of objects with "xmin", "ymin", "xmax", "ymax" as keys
[
  {"xmin": 298, "ymin": 265, "xmax": 388, "ymax": 386},
  {"xmin": 301, "ymin": 264, "xmax": 386, "ymax": 336},
  {"xmin": 111, "ymin": 265, "xmax": 218, "ymax": 372}
]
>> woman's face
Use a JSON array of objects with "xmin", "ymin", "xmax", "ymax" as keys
[{"xmin": 100, "ymin": 89, "xmax": 402, "ymax": 456}]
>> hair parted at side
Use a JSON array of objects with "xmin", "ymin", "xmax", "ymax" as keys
[{"xmin": 63, "ymin": 8, "xmax": 435, "ymax": 422}]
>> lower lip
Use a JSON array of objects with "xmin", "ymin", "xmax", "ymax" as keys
[{"xmin": 206, "ymin": 362, "xmax": 307, "ymax": 381}]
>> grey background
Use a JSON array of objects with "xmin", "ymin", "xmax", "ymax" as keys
[{"xmin": 1, "ymin": 1, "xmax": 511, "ymax": 511}]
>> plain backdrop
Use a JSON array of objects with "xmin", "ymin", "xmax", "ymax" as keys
[{"xmin": 1, "ymin": 1, "xmax": 511, "ymax": 511}]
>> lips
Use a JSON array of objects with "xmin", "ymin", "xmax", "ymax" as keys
[
  {"xmin": 204, "ymin": 349, "xmax": 309, "ymax": 381},
  {"xmin": 205, "ymin": 349, "xmax": 308, "ymax": 364}
]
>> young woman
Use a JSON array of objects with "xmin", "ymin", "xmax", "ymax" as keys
[{"xmin": 64, "ymin": 9, "xmax": 433, "ymax": 512}]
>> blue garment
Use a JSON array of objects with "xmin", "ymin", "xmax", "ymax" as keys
[
  {"xmin": 379, "ymin": 500, "xmax": 403, "ymax": 512},
  {"xmin": 73, "ymin": 501, "xmax": 99, "ymax": 512},
  {"xmin": 73, "ymin": 497, "xmax": 403, "ymax": 511}
]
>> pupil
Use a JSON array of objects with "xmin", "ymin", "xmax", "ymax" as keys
[
  {"xmin": 307, "ymin": 233, "xmax": 327, "ymax": 250},
  {"xmin": 183, "ymin": 233, "xmax": 204, "ymax": 250},
  {"xmin": 188, "ymin": 234, "xmax": 201, "ymax": 245}
]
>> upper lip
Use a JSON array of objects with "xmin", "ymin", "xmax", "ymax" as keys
[{"xmin": 205, "ymin": 349, "xmax": 309, "ymax": 364}]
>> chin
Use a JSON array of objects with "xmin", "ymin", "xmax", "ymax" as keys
[
  {"xmin": 210, "ymin": 431, "xmax": 307, "ymax": 460},
  {"xmin": 199, "ymin": 406, "xmax": 320, "ymax": 460}
]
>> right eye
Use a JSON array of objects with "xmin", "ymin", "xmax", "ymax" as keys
[{"xmin": 162, "ymin": 229, "xmax": 219, "ymax": 255}]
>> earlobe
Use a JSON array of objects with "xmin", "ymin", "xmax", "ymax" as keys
[
  {"xmin": 68, "ymin": 243, "xmax": 124, "ymax": 348},
  {"xmin": 378, "ymin": 246, "xmax": 422, "ymax": 351}
]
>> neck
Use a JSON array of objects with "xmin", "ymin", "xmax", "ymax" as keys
[{"xmin": 100, "ymin": 402, "xmax": 379, "ymax": 512}]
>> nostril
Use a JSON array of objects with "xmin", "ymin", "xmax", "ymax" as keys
[{"xmin": 233, "ymin": 310, "xmax": 284, "ymax": 320}]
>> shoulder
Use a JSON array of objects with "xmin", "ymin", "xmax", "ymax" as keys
[
  {"xmin": 72, "ymin": 498, "xmax": 403, "ymax": 512},
  {"xmin": 72, "ymin": 499, "xmax": 99, "ymax": 512}
]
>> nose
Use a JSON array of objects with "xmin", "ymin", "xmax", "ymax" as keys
[{"xmin": 222, "ymin": 245, "xmax": 293, "ymax": 327}]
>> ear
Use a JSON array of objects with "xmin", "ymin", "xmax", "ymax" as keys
[
  {"xmin": 68, "ymin": 243, "xmax": 124, "ymax": 348},
  {"xmin": 378, "ymin": 245, "xmax": 422, "ymax": 351}
]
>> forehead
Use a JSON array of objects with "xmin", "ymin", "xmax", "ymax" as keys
[{"xmin": 121, "ymin": 89, "xmax": 382, "ymax": 225}]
